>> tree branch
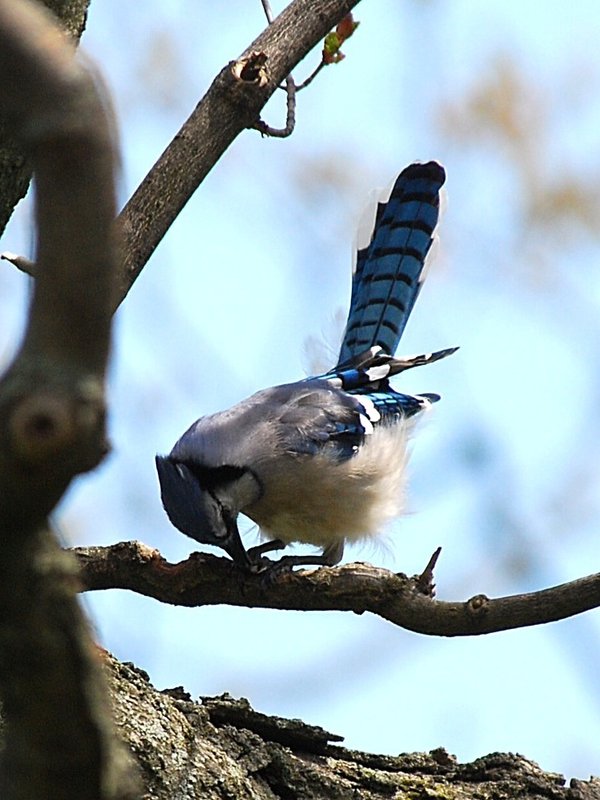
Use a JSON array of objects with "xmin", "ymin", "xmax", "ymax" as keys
[
  {"xmin": 1, "ymin": 1, "xmax": 361, "ymax": 305},
  {"xmin": 0, "ymin": 0, "xmax": 91, "ymax": 235},
  {"xmin": 0, "ymin": 1, "xmax": 135, "ymax": 796},
  {"xmin": 71, "ymin": 541, "xmax": 600, "ymax": 636},
  {"xmin": 114, "ymin": 0, "xmax": 360, "ymax": 307}
]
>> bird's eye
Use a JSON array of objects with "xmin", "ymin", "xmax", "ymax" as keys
[{"xmin": 176, "ymin": 464, "xmax": 187, "ymax": 479}]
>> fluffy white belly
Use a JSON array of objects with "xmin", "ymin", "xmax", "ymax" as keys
[{"xmin": 245, "ymin": 422, "xmax": 412, "ymax": 548}]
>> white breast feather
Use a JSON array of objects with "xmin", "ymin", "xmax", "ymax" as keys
[{"xmin": 247, "ymin": 419, "xmax": 418, "ymax": 549}]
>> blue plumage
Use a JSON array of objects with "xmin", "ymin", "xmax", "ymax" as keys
[
  {"xmin": 311, "ymin": 161, "xmax": 454, "ymax": 432},
  {"xmin": 339, "ymin": 160, "xmax": 445, "ymax": 363}
]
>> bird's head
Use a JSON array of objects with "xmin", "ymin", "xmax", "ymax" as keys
[{"xmin": 155, "ymin": 455, "xmax": 260, "ymax": 567}]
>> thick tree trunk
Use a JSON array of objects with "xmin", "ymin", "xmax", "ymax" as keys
[{"xmin": 96, "ymin": 652, "xmax": 599, "ymax": 800}]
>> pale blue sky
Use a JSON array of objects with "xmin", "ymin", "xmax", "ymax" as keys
[{"xmin": 1, "ymin": 0, "xmax": 599, "ymax": 780}]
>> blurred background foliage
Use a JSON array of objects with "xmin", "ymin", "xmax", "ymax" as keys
[{"xmin": 1, "ymin": 0, "xmax": 599, "ymax": 780}]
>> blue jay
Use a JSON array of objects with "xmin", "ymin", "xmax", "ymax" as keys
[{"xmin": 156, "ymin": 161, "xmax": 457, "ymax": 571}]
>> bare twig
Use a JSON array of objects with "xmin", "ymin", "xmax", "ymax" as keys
[
  {"xmin": 259, "ymin": 0, "xmax": 275, "ymax": 23},
  {"xmin": 253, "ymin": 74, "xmax": 297, "ymax": 137},
  {"xmin": 415, "ymin": 546, "xmax": 442, "ymax": 597},
  {"xmin": 296, "ymin": 60, "xmax": 326, "ymax": 90},
  {"xmin": 1, "ymin": 250, "xmax": 35, "ymax": 276},
  {"xmin": 255, "ymin": 0, "xmax": 297, "ymax": 136},
  {"xmin": 70, "ymin": 541, "xmax": 600, "ymax": 637}
]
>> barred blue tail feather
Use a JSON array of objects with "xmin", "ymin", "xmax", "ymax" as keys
[
  {"xmin": 338, "ymin": 161, "xmax": 445, "ymax": 364},
  {"xmin": 314, "ymin": 344, "xmax": 458, "ymax": 394}
]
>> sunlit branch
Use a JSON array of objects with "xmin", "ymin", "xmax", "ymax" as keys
[{"xmin": 71, "ymin": 541, "xmax": 600, "ymax": 637}]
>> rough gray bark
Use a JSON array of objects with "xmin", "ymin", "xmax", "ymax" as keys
[
  {"xmin": 98, "ymin": 651, "xmax": 599, "ymax": 799},
  {"xmin": 1, "ymin": 649, "xmax": 599, "ymax": 798},
  {"xmin": 71, "ymin": 541, "xmax": 600, "ymax": 637},
  {"xmin": 0, "ymin": 0, "xmax": 90, "ymax": 234}
]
